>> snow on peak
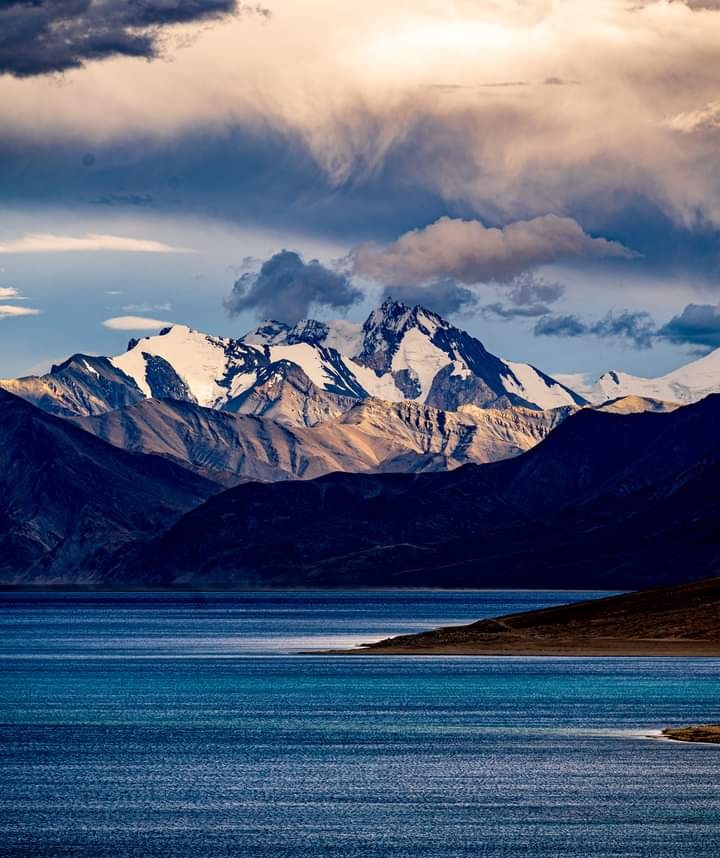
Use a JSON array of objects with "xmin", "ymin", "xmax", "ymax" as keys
[
  {"xmin": 242, "ymin": 317, "xmax": 364, "ymax": 356},
  {"xmin": 390, "ymin": 328, "xmax": 451, "ymax": 401},
  {"xmin": 582, "ymin": 348, "xmax": 720, "ymax": 405},
  {"xmin": 101, "ymin": 302, "xmax": 593, "ymax": 413},
  {"xmin": 111, "ymin": 325, "xmax": 237, "ymax": 406},
  {"xmin": 501, "ymin": 361, "xmax": 583, "ymax": 410}
]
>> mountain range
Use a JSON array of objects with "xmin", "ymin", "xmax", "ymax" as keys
[
  {"xmin": 0, "ymin": 298, "xmax": 718, "ymax": 587},
  {"xmin": 1, "ymin": 300, "xmax": 584, "ymax": 421},
  {"xmin": 557, "ymin": 346, "xmax": 720, "ymax": 406},
  {"xmin": 130, "ymin": 394, "xmax": 720, "ymax": 590}
]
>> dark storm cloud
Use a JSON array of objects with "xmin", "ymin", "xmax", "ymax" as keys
[
  {"xmin": 380, "ymin": 281, "xmax": 478, "ymax": 317},
  {"xmin": 657, "ymin": 303, "xmax": 720, "ymax": 348},
  {"xmin": 534, "ymin": 310, "xmax": 656, "ymax": 349},
  {"xmin": 479, "ymin": 273, "xmax": 564, "ymax": 322},
  {"xmin": 533, "ymin": 314, "xmax": 587, "ymax": 338},
  {"xmin": 0, "ymin": 118, "xmax": 719, "ymax": 279},
  {"xmin": 224, "ymin": 250, "xmax": 363, "ymax": 324},
  {"xmin": 0, "ymin": 0, "xmax": 268, "ymax": 77},
  {"xmin": 0, "ymin": 127, "xmax": 450, "ymax": 242},
  {"xmin": 481, "ymin": 302, "xmax": 552, "ymax": 320},
  {"xmin": 505, "ymin": 272, "xmax": 565, "ymax": 306}
]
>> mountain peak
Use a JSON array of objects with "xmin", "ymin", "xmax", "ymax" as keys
[{"xmin": 242, "ymin": 320, "xmax": 291, "ymax": 346}]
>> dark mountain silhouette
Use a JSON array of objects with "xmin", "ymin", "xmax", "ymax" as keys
[
  {"xmin": 0, "ymin": 389, "xmax": 218, "ymax": 583},
  {"xmin": 129, "ymin": 394, "xmax": 720, "ymax": 589}
]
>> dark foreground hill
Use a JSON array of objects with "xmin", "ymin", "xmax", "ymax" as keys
[
  {"xmin": 344, "ymin": 576, "xmax": 720, "ymax": 656},
  {"xmin": 0, "ymin": 389, "xmax": 218, "ymax": 583},
  {"xmin": 132, "ymin": 394, "xmax": 720, "ymax": 589}
]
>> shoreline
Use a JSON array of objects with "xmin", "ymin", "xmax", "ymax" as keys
[
  {"xmin": 320, "ymin": 639, "xmax": 720, "ymax": 657},
  {"xmin": 661, "ymin": 725, "xmax": 720, "ymax": 745},
  {"xmin": 319, "ymin": 578, "xmax": 720, "ymax": 658}
]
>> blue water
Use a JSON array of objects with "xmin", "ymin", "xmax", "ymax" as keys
[{"xmin": 1, "ymin": 591, "xmax": 719, "ymax": 858}]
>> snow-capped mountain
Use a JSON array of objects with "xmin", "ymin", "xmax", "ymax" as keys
[
  {"xmin": 1, "ymin": 299, "xmax": 585, "ymax": 420},
  {"xmin": 559, "ymin": 347, "xmax": 720, "ymax": 406},
  {"xmin": 243, "ymin": 299, "xmax": 585, "ymax": 411}
]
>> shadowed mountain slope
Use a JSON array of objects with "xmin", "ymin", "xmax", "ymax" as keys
[
  {"xmin": 129, "ymin": 395, "xmax": 720, "ymax": 589},
  {"xmin": 0, "ymin": 389, "xmax": 218, "ymax": 583}
]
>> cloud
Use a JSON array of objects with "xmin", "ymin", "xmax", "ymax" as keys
[
  {"xmin": 481, "ymin": 302, "xmax": 552, "ymax": 321},
  {"xmin": 505, "ymin": 272, "xmax": 565, "ymax": 306},
  {"xmin": 0, "ymin": 233, "xmax": 194, "ymax": 254},
  {"xmin": 350, "ymin": 215, "xmax": 635, "ymax": 287},
  {"xmin": 533, "ymin": 314, "xmax": 587, "ymax": 339},
  {"xmin": 0, "ymin": 286, "xmax": 25, "ymax": 299},
  {"xmin": 88, "ymin": 193, "xmax": 155, "ymax": 207},
  {"xmin": 657, "ymin": 303, "xmax": 720, "ymax": 349},
  {"xmin": 665, "ymin": 100, "xmax": 720, "ymax": 133},
  {"xmin": 591, "ymin": 310, "xmax": 656, "ymax": 349},
  {"xmin": 479, "ymin": 272, "xmax": 565, "ymax": 322},
  {"xmin": 534, "ymin": 310, "xmax": 656, "ymax": 349},
  {"xmin": 224, "ymin": 250, "xmax": 363, "ymax": 324},
  {"xmin": 121, "ymin": 303, "xmax": 173, "ymax": 313},
  {"xmin": 0, "ymin": 304, "xmax": 40, "ymax": 320},
  {"xmin": 102, "ymin": 315, "xmax": 176, "ymax": 330},
  {"xmin": 2, "ymin": 0, "xmax": 720, "ymax": 244},
  {"xmin": 0, "ymin": 0, "xmax": 268, "ymax": 78},
  {"xmin": 379, "ymin": 281, "xmax": 478, "ymax": 317}
]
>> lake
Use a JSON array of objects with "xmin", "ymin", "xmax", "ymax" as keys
[{"xmin": 1, "ymin": 591, "xmax": 719, "ymax": 857}]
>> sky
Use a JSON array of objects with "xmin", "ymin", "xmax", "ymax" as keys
[{"xmin": 1, "ymin": 0, "xmax": 720, "ymax": 382}]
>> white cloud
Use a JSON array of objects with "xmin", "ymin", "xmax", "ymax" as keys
[
  {"xmin": 0, "ymin": 233, "xmax": 195, "ymax": 254},
  {"xmin": 102, "ymin": 315, "xmax": 176, "ymax": 330},
  {"xmin": 121, "ymin": 302, "xmax": 173, "ymax": 312},
  {"xmin": 0, "ymin": 305, "xmax": 40, "ymax": 320},
  {"xmin": 664, "ymin": 100, "xmax": 720, "ymax": 133},
  {"xmin": 0, "ymin": 286, "xmax": 26, "ymax": 299},
  {"xmin": 351, "ymin": 215, "xmax": 635, "ymax": 286}
]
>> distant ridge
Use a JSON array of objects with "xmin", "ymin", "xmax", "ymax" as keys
[{"xmin": 561, "ymin": 347, "xmax": 720, "ymax": 406}]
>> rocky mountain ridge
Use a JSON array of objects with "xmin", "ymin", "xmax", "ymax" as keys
[
  {"xmin": 1, "ymin": 300, "xmax": 585, "ymax": 421},
  {"xmin": 125, "ymin": 394, "xmax": 720, "ymax": 590},
  {"xmin": 74, "ymin": 396, "xmax": 571, "ymax": 484}
]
